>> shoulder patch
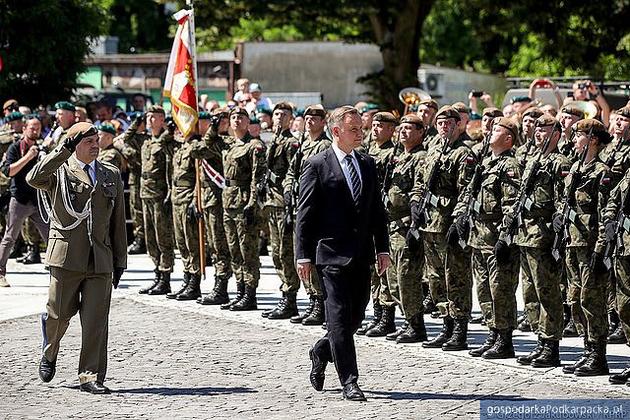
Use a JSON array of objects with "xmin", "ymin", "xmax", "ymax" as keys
[
  {"xmin": 291, "ymin": 141, "xmax": 300, "ymax": 149},
  {"xmin": 465, "ymin": 156, "xmax": 477, "ymax": 165},
  {"xmin": 560, "ymin": 170, "xmax": 570, "ymax": 177},
  {"xmin": 601, "ymin": 177, "xmax": 611, "ymax": 185},
  {"xmin": 506, "ymin": 170, "xmax": 516, "ymax": 178}
]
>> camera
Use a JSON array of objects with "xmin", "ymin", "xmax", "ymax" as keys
[{"xmin": 470, "ymin": 91, "xmax": 484, "ymax": 98}]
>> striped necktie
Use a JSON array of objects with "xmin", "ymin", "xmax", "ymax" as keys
[{"xmin": 344, "ymin": 155, "xmax": 361, "ymax": 204}]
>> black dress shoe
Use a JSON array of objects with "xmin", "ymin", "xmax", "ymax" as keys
[
  {"xmin": 80, "ymin": 381, "xmax": 111, "ymax": 394},
  {"xmin": 309, "ymin": 348, "xmax": 326, "ymax": 391},
  {"xmin": 342, "ymin": 382, "xmax": 366, "ymax": 401},
  {"xmin": 38, "ymin": 356, "xmax": 56, "ymax": 383}
]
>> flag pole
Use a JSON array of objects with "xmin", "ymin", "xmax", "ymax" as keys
[{"xmin": 187, "ymin": 0, "xmax": 207, "ymax": 280}]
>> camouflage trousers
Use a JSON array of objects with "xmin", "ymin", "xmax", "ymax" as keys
[
  {"xmin": 387, "ymin": 229, "xmax": 424, "ymax": 320},
  {"xmin": 129, "ymin": 175, "xmax": 144, "ymax": 242},
  {"xmin": 613, "ymin": 256, "xmax": 630, "ymax": 344},
  {"xmin": 519, "ymin": 246, "xmax": 564, "ymax": 340},
  {"xmin": 521, "ymin": 261, "xmax": 541, "ymax": 332},
  {"xmin": 472, "ymin": 249, "xmax": 493, "ymax": 325},
  {"xmin": 565, "ymin": 247, "xmax": 608, "ymax": 342},
  {"xmin": 143, "ymin": 198, "xmax": 175, "ymax": 272},
  {"xmin": 223, "ymin": 208, "xmax": 260, "ymax": 288},
  {"xmin": 203, "ymin": 203, "xmax": 232, "ymax": 279},
  {"xmin": 172, "ymin": 202, "xmax": 201, "ymax": 276},
  {"xmin": 472, "ymin": 247, "xmax": 519, "ymax": 330},
  {"xmin": 266, "ymin": 206, "xmax": 299, "ymax": 293},
  {"xmin": 23, "ymin": 218, "xmax": 42, "ymax": 245},
  {"xmin": 445, "ymin": 242, "xmax": 473, "ymax": 318},
  {"xmin": 423, "ymin": 232, "xmax": 448, "ymax": 315}
]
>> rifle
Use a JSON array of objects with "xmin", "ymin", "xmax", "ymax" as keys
[
  {"xmin": 603, "ymin": 125, "xmax": 630, "ymax": 169},
  {"xmin": 258, "ymin": 124, "xmax": 282, "ymax": 204},
  {"xmin": 501, "ymin": 131, "xmax": 554, "ymax": 245},
  {"xmin": 603, "ymin": 182, "xmax": 630, "ymax": 269},
  {"xmin": 455, "ymin": 131, "xmax": 492, "ymax": 248},
  {"xmin": 284, "ymin": 130, "xmax": 305, "ymax": 227},
  {"xmin": 380, "ymin": 140, "xmax": 402, "ymax": 207},
  {"xmin": 551, "ymin": 128, "xmax": 589, "ymax": 261}
]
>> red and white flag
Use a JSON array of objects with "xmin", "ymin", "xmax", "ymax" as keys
[{"xmin": 163, "ymin": 9, "xmax": 198, "ymax": 138}]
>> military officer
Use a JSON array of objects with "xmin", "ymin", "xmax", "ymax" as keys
[{"xmin": 29, "ymin": 122, "xmax": 126, "ymax": 394}]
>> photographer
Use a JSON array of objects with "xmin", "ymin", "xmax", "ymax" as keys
[
  {"xmin": 571, "ymin": 79, "xmax": 610, "ymax": 126},
  {"xmin": 0, "ymin": 117, "xmax": 50, "ymax": 287}
]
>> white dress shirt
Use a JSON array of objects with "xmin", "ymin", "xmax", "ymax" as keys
[{"xmin": 74, "ymin": 156, "xmax": 97, "ymax": 185}]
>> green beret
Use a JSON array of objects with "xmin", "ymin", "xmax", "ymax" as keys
[
  {"xmin": 522, "ymin": 107, "xmax": 544, "ymax": 119},
  {"xmin": 55, "ymin": 101, "xmax": 76, "ymax": 112},
  {"xmin": 482, "ymin": 107, "xmax": 503, "ymax": 118},
  {"xmin": 494, "ymin": 117, "xmax": 519, "ymax": 140},
  {"xmin": 372, "ymin": 112, "xmax": 398, "ymax": 124},
  {"xmin": 452, "ymin": 102, "xmax": 470, "ymax": 115},
  {"xmin": 230, "ymin": 107, "xmax": 249, "ymax": 118},
  {"xmin": 359, "ymin": 103, "xmax": 379, "ymax": 114},
  {"xmin": 400, "ymin": 114, "xmax": 424, "ymax": 128},
  {"xmin": 273, "ymin": 101, "xmax": 294, "ymax": 114},
  {"xmin": 304, "ymin": 104, "xmax": 327, "ymax": 118},
  {"xmin": 435, "ymin": 106, "xmax": 461, "ymax": 121},
  {"xmin": 98, "ymin": 123, "xmax": 117, "ymax": 136},
  {"xmin": 510, "ymin": 96, "xmax": 532, "ymax": 104},
  {"xmin": 146, "ymin": 104, "xmax": 165, "ymax": 115},
  {"xmin": 560, "ymin": 105, "xmax": 584, "ymax": 119},
  {"xmin": 198, "ymin": 111, "xmax": 211, "ymax": 120},
  {"xmin": 66, "ymin": 122, "xmax": 97, "ymax": 139},
  {"xmin": 417, "ymin": 99, "xmax": 439, "ymax": 111},
  {"xmin": 256, "ymin": 107, "xmax": 272, "ymax": 117},
  {"xmin": 574, "ymin": 118, "xmax": 611, "ymax": 144},
  {"xmin": 615, "ymin": 106, "xmax": 630, "ymax": 119},
  {"xmin": 5, "ymin": 112, "xmax": 24, "ymax": 123},
  {"xmin": 249, "ymin": 117, "xmax": 260, "ymax": 125}
]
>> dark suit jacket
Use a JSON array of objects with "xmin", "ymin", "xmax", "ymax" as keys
[{"xmin": 295, "ymin": 147, "xmax": 389, "ymax": 266}]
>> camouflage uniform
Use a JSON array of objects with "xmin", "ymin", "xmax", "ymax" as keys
[
  {"xmin": 423, "ymin": 126, "xmax": 440, "ymax": 151},
  {"xmin": 98, "ymin": 145, "xmax": 124, "ymax": 171},
  {"xmin": 120, "ymin": 120, "xmax": 149, "ymax": 246},
  {"xmin": 0, "ymin": 131, "xmax": 19, "ymax": 235}
]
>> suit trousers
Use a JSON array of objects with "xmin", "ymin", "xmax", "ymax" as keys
[
  {"xmin": 43, "ymin": 262, "xmax": 112, "ymax": 384},
  {"xmin": 312, "ymin": 261, "xmax": 371, "ymax": 386}
]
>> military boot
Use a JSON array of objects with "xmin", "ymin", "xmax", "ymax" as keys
[
  {"xmin": 608, "ymin": 310, "xmax": 620, "ymax": 336},
  {"xmin": 531, "ymin": 339, "xmax": 561, "ymax": 368},
  {"xmin": 423, "ymin": 295, "xmax": 437, "ymax": 314},
  {"xmin": 230, "ymin": 286, "xmax": 257, "ymax": 311},
  {"xmin": 290, "ymin": 296, "xmax": 315, "ymax": 324},
  {"xmin": 608, "ymin": 323, "xmax": 626, "ymax": 344},
  {"xmin": 396, "ymin": 314, "xmax": 427, "ymax": 344},
  {"xmin": 268, "ymin": 292, "xmax": 298, "ymax": 319},
  {"xmin": 8, "ymin": 239, "xmax": 25, "ymax": 259},
  {"xmin": 483, "ymin": 329, "xmax": 515, "ymax": 359},
  {"xmin": 221, "ymin": 282, "xmax": 245, "ymax": 310},
  {"xmin": 302, "ymin": 297, "xmax": 325, "ymax": 326},
  {"xmin": 563, "ymin": 339, "xmax": 591, "ymax": 374},
  {"xmin": 366, "ymin": 306, "xmax": 396, "ymax": 337},
  {"xmin": 139, "ymin": 270, "xmax": 161, "ymax": 294},
  {"xmin": 127, "ymin": 237, "xmax": 146, "ymax": 255},
  {"xmin": 198, "ymin": 275, "xmax": 230, "ymax": 305},
  {"xmin": 386, "ymin": 321, "xmax": 408, "ymax": 341},
  {"xmin": 357, "ymin": 301, "xmax": 382, "ymax": 335},
  {"xmin": 422, "ymin": 316, "xmax": 454, "ymax": 348},
  {"xmin": 22, "ymin": 243, "xmax": 41, "ymax": 264},
  {"xmin": 609, "ymin": 366, "xmax": 630, "ymax": 384},
  {"xmin": 563, "ymin": 319, "xmax": 579, "ymax": 338},
  {"xmin": 167, "ymin": 272, "xmax": 190, "ymax": 299},
  {"xmin": 574, "ymin": 340, "xmax": 609, "ymax": 376},
  {"xmin": 148, "ymin": 271, "xmax": 171, "ymax": 295},
  {"xmin": 176, "ymin": 273, "xmax": 202, "ymax": 301},
  {"xmin": 469, "ymin": 329, "xmax": 497, "ymax": 357},
  {"xmin": 516, "ymin": 337, "xmax": 545, "ymax": 365},
  {"xmin": 262, "ymin": 293, "xmax": 286, "ymax": 318},
  {"xmin": 442, "ymin": 317, "xmax": 468, "ymax": 351}
]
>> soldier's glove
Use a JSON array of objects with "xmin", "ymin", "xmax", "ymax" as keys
[
  {"xmin": 166, "ymin": 118, "xmax": 177, "ymax": 134},
  {"xmin": 113, "ymin": 268, "xmax": 125, "ymax": 289},
  {"xmin": 455, "ymin": 215, "xmax": 470, "ymax": 241},
  {"xmin": 605, "ymin": 220, "xmax": 618, "ymax": 242},
  {"xmin": 590, "ymin": 252, "xmax": 607, "ymax": 275},
  {"xmin": 410, "ymin": 202, "xmax": 426, "ymax": 227},
  {"xmin": 405, "ymin": 228, "xmax": 421, "ymax": 255},
  {"xmin": 133, "ymin": 113, "xmax": 145, "ymax": 125},
  {"xmin": 445, "ymin": 223, "xmax": 459, "ymax": 247},
  {"xmin": 493, "ymin": 239, "xmax": 511, "ymax": 265},
  {"xmin": 552, "ymin": 213, "xmax": 564, "ymax": 234},
  {"xmin": 62, "ymin": 132, "xmax": 87, "ymax": 153},
  {"xmin": 243, "ymin": 205, "xmax": 255, "ymax": 226},
  {"xmin": 187, "ymin": 202, "xmax": 203, "ymax": 221},
  {"xmin": 210, "ymin": 115, "xmax": 221, "ymax": 131}
]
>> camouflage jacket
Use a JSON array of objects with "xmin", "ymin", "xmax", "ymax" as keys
[
  {"xmin": 596, "ymin": 166, "xmax": 630, "ymax": 256},
  {"xmin": 282, "ymin": 131, "xmax": 331, "ymax": 202},
  {"xmin": 189, "ymin": 130, "xmax": 228, "ymax": 209},
  {"xmin": 120, "ymin": 120, "xmax": 150, "ymax": 182},
  {"xmin": 263, "ymin": 129, "xmax": 299, "ymax": 208},
  {"xmin": 386, "ymin": 144, "xmax": 427, "ymax": 230},
  {"xmin": 138, "ymin": 129, "xmax": 174, "ymax": 199},
  {"xmin": 170, "ymin": 140, "xmax": 198, "ymax": 206},
  {"xmin": 366, "ymin": 138, "xmax": 397, "ymax": 188},
  {"xmin": 98, "ymin": 146, "xmax": 124, "ymax": 172},
  {"xmin": 598, "ymin": 137, "xmax": 630, "ymax": 187}
]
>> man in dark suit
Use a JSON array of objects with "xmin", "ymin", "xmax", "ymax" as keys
[{"xmin": 295, "ymin": 106, "xmax": 391, "ymax": 401}]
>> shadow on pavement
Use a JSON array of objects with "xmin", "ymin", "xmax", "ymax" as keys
[
  {"xmin": 361, "ymin": 390, "xmax": 529, "ymax": 401},
  {"xmin": 113, "ymin": 386, "xmax": 258, "ymax": 396}
]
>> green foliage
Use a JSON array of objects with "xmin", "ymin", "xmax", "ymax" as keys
[
  {"xmin": 0, "ymin": 0, "xmax": 108, "ymax": 106},
  {"xmin": 107, "ymin": 0, "xmax": 171, "ymax": 53}
]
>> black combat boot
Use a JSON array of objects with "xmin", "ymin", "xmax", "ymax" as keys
[
  {"xmin": 8, "ymin": 238, "xmax": 25, "ymax": 259},
  {"xmin": 176, "ymin": 273, "xmax": 202, "ymax": 301},
  {"xmin": 516, "ymin": 337, "xmax": 545, "ymax": 365},
  {"xmin": 482, "ymin": 329, "xmax": 515, "ymax": 359},
  {"xmin": 302, "ymin": 297, "xmax": 325, "ymax": 326},
  {"xmin": 469, "ymin": 329, "xmax": 497, "ymax": 357},
  {"xmin": 139, "ymin": 270, "xmax": 161, "ymax": 294},
  {"xmin": 396, "ymin": 314, "xmax": 427, "ymax": 344},
  {"xmin": 423, "ymin": 294, "xmax": 437, "ymax": 314},
  {"xmin": 291, "ymin": 296, "xmax": 315, "ymax": 324},
  {"xmin": 221, "ymin": 282, "xmax": 245, "ymax": 310},
  {"xmin": 268, "ymin": 292, "xmax": 299, "ymax": 319},
  {"xmin": 357, "ymin": 301, "xmax": 382, "ymax": 335},
  {"xmin": 198, "ymin": 275, "xmax": 230, "ymax": 305},
  {"xmin": 442, "ymin": 317, "xmax": 469, "ymax": 351},
  {"xmin": 127, "ymin": 237, "xmax": 146, "ymax": 255},
  {"xmin": 423, "ymin": 316, "xmax": 454, "ymax": 348},
  {"xmin": 574, "ymin": 340, "xmax": 609, "ymax": 376},
  {"xmin": 608, "ymin": 310, "xmax": 620, "ymax": 336},
  {"xmin": 531, "ymin": 339, "xmax": 561, "ymax": 368},
  {"xmin": 386, "ymin": 321, "xmax": 408, "ymax": 341},
  {"xmin": 262, "ymin": 293, "xmax": 286, "ymax": 318},
  {"xmin": 230, "ymin": 286, "xmax": 258, "ymax": 311},
  {"xmin": 608, "ymin": 323, "xmax": 626, "ymax": 344},
  {"xmin": 563, "ymin": 319, "xmax": 579, "ymax": 338},
  {"xmin": 167, "ymin": 272, "xmax": 190, "ymax": 299},
  {"xmin": 22, "ymin": 243, "xmax": 41, "ymax": 264},
  {"xmin": 366, "ymin": 306, "xmax": 396, "ymax": 337},
  {"xmin": 148, "ymin": 271, "xmax": 171, "ymax": 295},
  {"xmin": 609, "ymin": 366, "xmax": 630, "ymax": 384},
  {"xmin": 563, "ymin": 339, "xmax": 591, "ymax": 374}
]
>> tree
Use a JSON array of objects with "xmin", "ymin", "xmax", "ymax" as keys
[
  {"xmin": 106, "ymin": 0, "xmax": 171, "ymax": 54},
  {"xmin": 0, "ymin": 0, "xmax": 108, "ymax": 106}
]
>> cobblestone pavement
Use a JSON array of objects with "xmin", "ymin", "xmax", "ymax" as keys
[{"xmin": 1, "ymin": 255, "xmax": 630, "ymax": 419}]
